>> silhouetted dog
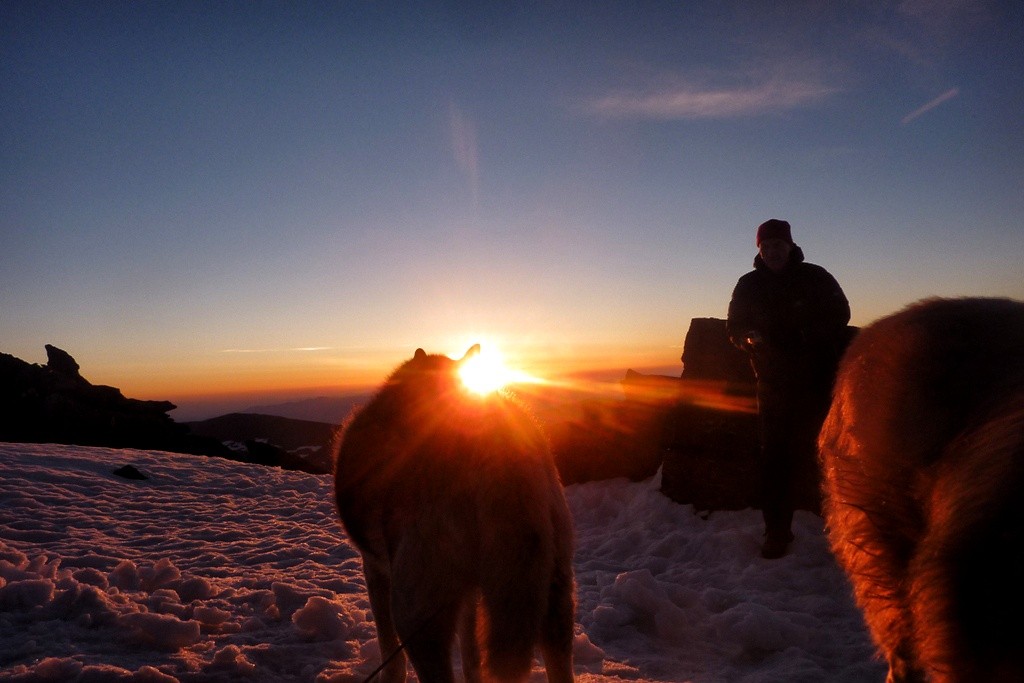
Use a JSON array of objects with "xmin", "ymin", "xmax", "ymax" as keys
[
  {"xmin": 819, "ymin": 297, "xmax": 1024, "ymax": 683},
  {"xmin": 334, "ymin": 346, "xmax": 575, "ymax": 683}
]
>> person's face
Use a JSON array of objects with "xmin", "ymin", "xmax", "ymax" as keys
[{"xmin": 759, "ymin": 238, "xmax": 793, "ymax": 272}]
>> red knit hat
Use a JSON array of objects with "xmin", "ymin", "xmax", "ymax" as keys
[{"xmin": 756, "ymin": 219, "xmax": 793, "ymax": 246}]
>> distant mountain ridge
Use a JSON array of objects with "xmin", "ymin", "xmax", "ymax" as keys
[
  {"xmin": 240, "ymin": 394, "xmax": 371, "ymax": 424},
  {"xmin": 186, "ymin": 413, "xmax": 338, "ymax": 452}
]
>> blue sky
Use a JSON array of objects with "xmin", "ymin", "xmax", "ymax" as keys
[{"xmin": 2, "ymin": 1, "xmax": 1022, "ymax": 415}]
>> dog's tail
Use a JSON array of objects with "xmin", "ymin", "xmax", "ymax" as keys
[
  {"xmin": 477, "ymin": 478, "xmax": 574, "ymax": 682},
  {"xmin": 910, "ymin": 398, "xmax": 1024, "ymax": 682}
]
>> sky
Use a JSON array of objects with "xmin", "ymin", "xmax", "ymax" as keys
[
  {"xmin": 3, "ymin": 1, "xmax": 1023, "ymax": 415},
  {"xmin": 0, "ymin": 442, "xmax": 886, "ymax": 682}
]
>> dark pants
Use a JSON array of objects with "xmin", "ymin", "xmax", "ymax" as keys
[{"xmin": 755, "ymin": 359, "xmax": 834, "ymax": 538}]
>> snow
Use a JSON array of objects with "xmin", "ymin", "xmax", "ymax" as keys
[{"xmin": 0, "ymin": 443, "xmax": 885, "ymax": 682}]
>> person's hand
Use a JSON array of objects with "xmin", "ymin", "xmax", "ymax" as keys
[{"xmin": 744, "ymin": 331, "xmax": 764, "ymax": 352}]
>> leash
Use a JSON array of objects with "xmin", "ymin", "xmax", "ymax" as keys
[
  {"xmin": 361, "ymin": 602, "xmax": 449, "ymax": 683},
  {"xmin": 361, "ymin": 640, "xmax": 407, "ymax": 683}
]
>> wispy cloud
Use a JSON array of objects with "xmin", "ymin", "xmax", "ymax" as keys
[
  {"xmin": 220, "ymin": 347, "xmax": 333, "ymax": 354},
  {"xmin": 449, "ymin": 102, "xmax": 479, "ymax": 204},
  {"xmin": 901, "ymin": 88, "xmax": 960, "ymax": 124},
  {"xmin": 585, "ymin": 77, "xmax": 837, "ymax": 120}
]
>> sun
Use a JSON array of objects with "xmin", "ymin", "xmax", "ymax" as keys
[{"xmin": 458, "ymin": 346, "xmax": 533, "ymax": 395}]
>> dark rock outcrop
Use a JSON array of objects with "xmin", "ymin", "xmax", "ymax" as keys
[
  {"xmin": 658, "ymin": 317, "xmax": 764, "ymax": 511},
  {"xmin": 45, "ymin": 344, "xmax": 82, "ymax": 378},
  {"xmin": 517, "ymin": 318, "xmax": 761, "ymax": 491},
  {"xmin": 530, "ymin": 383, "xmax": 665, "ymax": 485},
  {"xmin": 0, "ymin": 346, "xmax": 229, "ymax": 457},
  {"xmin": 652, "ymin": 317, "xmax": 856, "ymax": 512},
  {"xmin": 660, "ymin": 401, "xmax": 762, "ymax": 511},
  {"xmin": 679, "ymin": 318, "xmax": 756, "ymax": 388}
]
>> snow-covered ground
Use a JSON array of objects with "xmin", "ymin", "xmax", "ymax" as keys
[{"xmin": 0, "ymin": 443, "xmax": 884, "ymax": 682}]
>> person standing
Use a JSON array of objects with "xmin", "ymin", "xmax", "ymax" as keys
[{"xmin": 727, "ymin": 219, "xmax": 851, "ymax": 558}]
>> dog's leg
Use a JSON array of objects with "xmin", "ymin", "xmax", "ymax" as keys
[
  {"xmin": 390, "ymin": 540, "xmax": 460, "ymax": 683},
  {"xmin": 458, "ymin": 595, "xmax": 482, "ymax": 683},
  {"xmin": 540, "ymin": 559, "xmax": 576, "ymax": 683},
  {"xmin": 395, "ymin": 600, "xmax": 458, "ymax": 683},
  {"xmin": 365, "ymin": 561, "xmax": 407, "ymax": 683}
]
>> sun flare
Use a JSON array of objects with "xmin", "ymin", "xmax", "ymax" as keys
[{"xmin": 458, "ymin": 347, "xmax": 534, "ymax": 395}]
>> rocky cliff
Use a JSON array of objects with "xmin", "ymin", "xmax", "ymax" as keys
[{"xmin": 0, "ymin": 345, "xmax": 228, "ymax": 457}]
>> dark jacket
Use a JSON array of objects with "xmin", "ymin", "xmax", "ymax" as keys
[{"xmin": 727, "ymin": 246, "xmax": 850, "ymax": 384}]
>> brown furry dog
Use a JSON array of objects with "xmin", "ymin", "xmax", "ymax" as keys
[
  {"xmin": 334, "ymin": 346, "xmax": 575, "ymax": 683},
  {"xmin": 819, "ymin": 297, "xmax": 1024, "ymax": 683}
]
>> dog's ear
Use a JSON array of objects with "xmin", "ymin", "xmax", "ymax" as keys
[
  {"xmin": 414, "ymin": 348, "xmax": 427, "ymax": 361},
  {"xmin": 461, "ymin": 344, "xmax": 481, "ymax": 362}
]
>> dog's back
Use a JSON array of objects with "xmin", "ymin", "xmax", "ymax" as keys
[
  {"xmin": 819, "ymin": 297, "xmax": 1024, "ymax": 682},
  {"xmin": 335, "ymin": 347, "xmax": 574, "ymax": 683}
]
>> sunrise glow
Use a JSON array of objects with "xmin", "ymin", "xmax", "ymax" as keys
[
  {"xmin": 458, "ymin": 346, "xmax": 537, "ymax": 395},
  {"xmin": 7, "ymin": 4, "xmax": 1021, "ymax": 425}
]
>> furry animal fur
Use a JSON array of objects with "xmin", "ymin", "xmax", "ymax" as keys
[
  {"xmin": 334, "ymin": 346, "xmax": 575, "ymax": 683},
  {"xmin": 819, "ymin": 297, "xmax": 1024, "ymax": 683}
]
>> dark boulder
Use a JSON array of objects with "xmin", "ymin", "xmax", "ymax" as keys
[
  {"xmin": 679, "ymin": 317, "xmax": 755, "ymax": 388},
  {"xmin": 243, "ymin": 439, "xmax": 284, "ymax": 468},
  {"xmin": 112, "ymin": 464, "xmax": 148, "ymax": 480},
  {"xmin": 652, "ymin": 317, "xmax": 856, "ymax": 512},
  {"xmin": 657, "ymin": 317, "xmax": 764, "ymax": 510},
  {"xmin": 534, "ymin": 381, "xmax": 665, "ymax": 485}
]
